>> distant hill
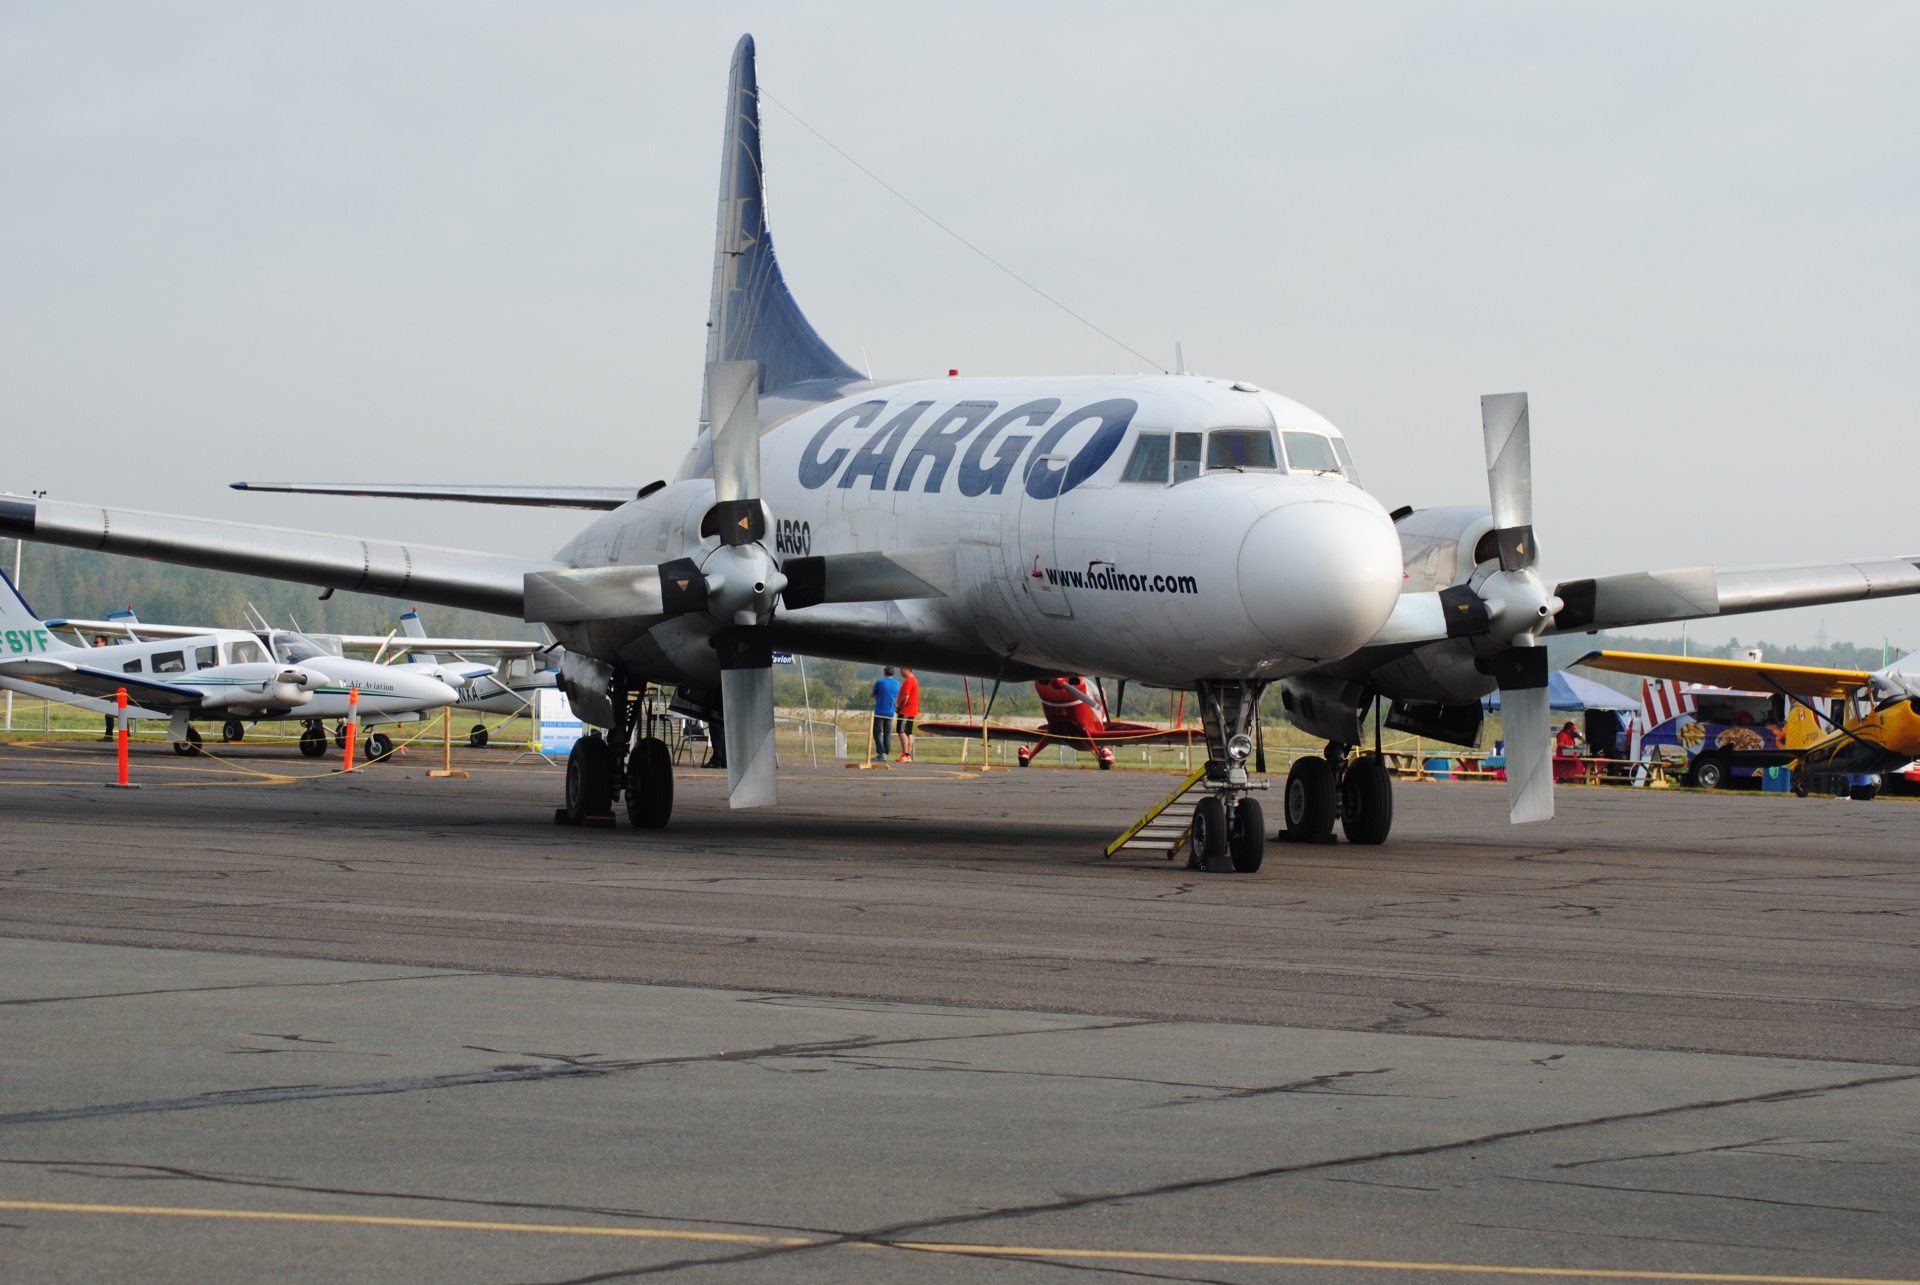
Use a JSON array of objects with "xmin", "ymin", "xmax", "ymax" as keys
[{"xmin": 9, "ymin": 543, "xmax": 538, "ymax": 641}]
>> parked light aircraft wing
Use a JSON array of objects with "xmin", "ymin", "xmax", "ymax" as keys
[
  {"xmin": 0, "ymin": 497, "xmax": 559, "ymax": 617},
  {"xmin": 916, "ymin": 720, "xmax": 1206, "ymax": 747},
  {"xmin": 329, "ymin": 633, "xmax": 547, "ymax": 656},
  {"xmin": 230, "ymin": 482, "xmax": 663, "ymax": 510},
  {"xmin": 1576, "ymin": 651, "xmax": 1873, "ymax": 700}
]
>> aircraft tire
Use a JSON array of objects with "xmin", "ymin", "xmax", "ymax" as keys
[
  {"xmin": 565, "ymin": 736, "xmax": 616, "ymax": 824},
  {"xmin": 1284, "ymin": 757, "xmax": 1335, "ymax": 842},
  {"xmin": 222, "ymin": 719, "xmax": 245, "ymax": 743},
  {"xmin": 1850, "ymin": 782, "xmax": 1879, "ymax": 802},
  {"xmin": 298, "ymin": 725, "xmax": 328, "ymax": 758},
  {"xmin": 1792, "ymin": 774, "xmax": 1809, "ymax": 798},
  {"xmin": 173, "ymin": 726, "xmax": 202, "ymax": 757},
  {"xmin": 334, "ymin": 723, "xmax": 349, "ymax": 750},
  {"xmin": 469, "ymin": 724, "xmax": 489, "ymax": 749},
  {"xmin": 1191, "ymin": 795, "xmax": 1229, "ymax": 869},
  {"xmin": 625, "ymin": 737, "xmax": 674, "ymax": 829},
  {"xmin": 365, "ymin": 732, "xmax": 394, "ymax": 762},
  {"xmin": 1340, "ymin": 755, "xmax": 1394, "ymax": 845},
  {"xmin": 1692, "ymin": 755, "xmax": 1728, "ymax": 791},
  {"xmin": 1229, "ymin": 798, "xmax": 1264, "ymax": 873}
]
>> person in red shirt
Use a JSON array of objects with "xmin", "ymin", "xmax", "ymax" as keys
[{"xmin": 895, "ymin": 667, "xmax": 921, "ymax": 762}]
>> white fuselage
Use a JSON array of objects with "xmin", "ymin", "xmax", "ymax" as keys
[{"xmin": 553, "ymin": 374, "xmax": 1405, "ymax": 690}]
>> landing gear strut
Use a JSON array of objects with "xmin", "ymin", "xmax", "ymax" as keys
[
  {"xmin": 556, "ymin": 671, "xmax": 675, "ymax": 831},
  {"xmin": 1185, "ymin": 680, "xmax": 1270, "ymax": 874}
]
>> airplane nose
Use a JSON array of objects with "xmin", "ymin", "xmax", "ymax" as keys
[
  {"xmin": 1237, "ymin": 496, "xmax": 1403, "ymax": 660},
  {"xmin": 407, "ymin": 675, "xmax": 460, "ymax": 705}
]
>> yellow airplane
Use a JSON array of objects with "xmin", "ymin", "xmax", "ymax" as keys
[{"xmin": 1578, "ymin": 649, "xmax": 1920, "ymax": 799}]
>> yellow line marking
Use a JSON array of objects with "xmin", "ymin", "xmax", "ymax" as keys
[
  {"xmin": 0, "ymin": 1200, "xmax": 813, "ymax": 1246},
  {"xmin": 9, "ymin": 1200, "xmax": 1913, "ymax": 1283},
  {"xmin": 894, "ymin": 1242, "xmax": 1918, "ymax": 1284}
]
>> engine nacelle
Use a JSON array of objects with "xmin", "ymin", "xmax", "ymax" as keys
[
  {"xmin": 1357, "ymin": 506, "xmax": 1506, "ymax": 707},
  {"xmin": 1279, "ymin": 673, "xmax": 1369, "ymax": 745},
  {"xmin": 1393, "ymin": 505, "xmax": 1497, "ymax": 593}
]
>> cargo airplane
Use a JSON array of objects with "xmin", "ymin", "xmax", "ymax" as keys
[{"xmin": 6, "ymin": 35, "xmax": 1920, "ymax": 871}]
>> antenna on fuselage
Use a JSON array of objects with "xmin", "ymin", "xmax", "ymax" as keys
[{"xmin": 1175, "ymin": 343, "xmax": 1187, "ymax": 375}]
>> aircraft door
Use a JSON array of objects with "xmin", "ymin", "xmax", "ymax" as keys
[{"xmin": 1018, "ymin": 453, "xmax": 1072, "ymax": 619}]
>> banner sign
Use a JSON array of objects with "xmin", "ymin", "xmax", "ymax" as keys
[{"xmin": 536, "ymin": 687, "xmax": 583, "ymax": 754}]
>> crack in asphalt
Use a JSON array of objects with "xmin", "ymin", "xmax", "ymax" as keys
[
  {"xmin": 0, "ymin": 970, "xmax": 475, "ymax": 1007},
  {"xmin": 1498, "ymin": 1173, "xmax": 1886, "ymax": 1214},
  {"xmin": 0, "ymin": 1018, "xmax": 1160, "ymax": 1127},
  {"xmin": 510, "ymin": 1068, "xmax": 1920, "ymax": 1283}
]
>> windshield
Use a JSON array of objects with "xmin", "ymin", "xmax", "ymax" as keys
[
  {"xmin": 1281, "ymin": 431, "xmax": 1342, "ymax": 474},
  {"xmin": 272, "ymin": 633, "xmax": 328, "ymax": 663},
  {"xmin": 1206, "ymin": 429, "xmax": 1278, "ymax": 470}
]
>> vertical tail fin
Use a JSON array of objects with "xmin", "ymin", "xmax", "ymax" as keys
[
  {"xmin": 399, "ymin": 608, "xmax": 437, "ymax": 664},
  {"xmin": 706, "ymin": 35, "xmax": 862, "ymax": 405},
  {"xmin": 0, "ymin": 568, "xmax": 74, "ymax": 654}
]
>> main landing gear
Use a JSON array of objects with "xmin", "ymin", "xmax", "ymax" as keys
[
  {"xmin": 298, "ymin": 719, "xmax": 328, "ymax": 758},
  {"xmin": 1185, "ymin": 680, "xmax": 1270, "ymax": 874},
  {"xmin": 1282, "ymin": 742, "xmax": 1394, "ymax": 846},
  {"xmin": 557, "ymin": 672, "xmax": 675, "ymax": 831}
]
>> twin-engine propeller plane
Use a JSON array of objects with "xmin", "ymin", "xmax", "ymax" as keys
[
  {"xmin": 6, "ymin": 34, "xmax": 1920, "ymax": 870},
  {"xmin": 0, "ymin": 573, "xmax": 462, "ymax": 759},
  {"xmin": 1580, "ymin": 648, "xmax": 1920, "ymax": 798}
]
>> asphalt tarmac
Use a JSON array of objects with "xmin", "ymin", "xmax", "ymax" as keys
[{"xmin": 2, "ymin": 739, "xmax": 1916, "ymax": 1282}]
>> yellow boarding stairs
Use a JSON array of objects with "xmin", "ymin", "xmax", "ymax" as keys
[{"xmin": 1105, "ymin": 767, "xmax": 1210, "ymax": 860}]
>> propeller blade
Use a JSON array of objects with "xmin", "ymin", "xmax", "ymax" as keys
[
  {"xmin": 714, "ymin": 626, "xmax": 777, "ymax": 809},
  {"xmin": 1480, "ymin": 391, "xmax": 1537, "ymax": 572},
  {"xmin": 522, "ymin": 558, "xmax": 708, "ymax": 624},
  {"xmin": 1482, "ymin": 644, "xmax": 1554, "ymax": 824},
  {"xmin": 1363, "ymin": 585, "xmax": 1493, "ymax": 648},
  {"xmin": 779, "ymin": 548, "xmax": 958, "ymax": 610},
  {"xmin": 707, "ymin": 360, "xmax": 766, "ymax": 546}
]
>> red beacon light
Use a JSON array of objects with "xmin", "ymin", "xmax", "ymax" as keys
[{"xmin": 948, "ymin": 369, "xmax": 958, "ymax": 377}]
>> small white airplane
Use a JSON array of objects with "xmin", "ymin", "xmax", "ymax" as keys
[
  {"xmin": 7, "ymin": 35, "xmax": 1919, "ymax": 869},
  {"xmin": 0, "ymin": 575, "xmax": 463, "ymax": 760},
  {"xmin": 395, "ymin": 608, "xmax": 559, "ymax": 744}
]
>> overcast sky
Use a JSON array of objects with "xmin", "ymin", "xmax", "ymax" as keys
[{"xmin": 4, "ymin": 2, "xmax": 1915, "ymax": 651}]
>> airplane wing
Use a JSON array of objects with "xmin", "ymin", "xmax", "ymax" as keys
[
  {"xmin": 915, "ymin": 719, "xmax": 1205, "ymax": 746},
  {"xmin": 231, "ymin": 482, "xmax": 661, "ymax": 510},
  {"xmin": 0, "ymin": 657, "xmax": 209, "ymax": 712},
  {"xmin": 1575, "ymin": 650, "xmax": 1872, "ymax": 699},
  {"xmin": 330, "ymin": 634, "xmax": 548, "ymax": 656},
  {"xmin": 1, "ymin": 497, "xmax": 559, "ymax": 617},
  {"xmin": 1548, "ymin": 558, "xmax": 1920, "ymax": 634},
  {"xmin": 44, "ymin": 619, "xmax": 210, "ymax": 640}
]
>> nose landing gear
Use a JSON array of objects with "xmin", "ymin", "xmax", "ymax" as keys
[{"xmin": 1184, "ymin": 680, "xmax": 1271, "ymax": 873}]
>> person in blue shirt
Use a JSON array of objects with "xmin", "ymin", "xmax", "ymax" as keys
[{"xmin": 870, "ymin": 667, "xmax": 901, "ymax": 761}]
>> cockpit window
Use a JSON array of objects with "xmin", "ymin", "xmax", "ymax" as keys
[
  {"xmin": 227, "ymin": 640, "xmax": 268, "ymax": 665},
  {"xmin": 272, "ymin": 634, "xmax": 326, "ymax": 663},
  {"xmin": 1121, "ymin": 433, "xmax": 1171, "ymax": 483},
  {"xmin": 1331, "ymin": 437, "xmax": 1362, "ymax": 486},
  {"xmin": 1206, "ymin": 429, "xmax": 1278, "ymax": 470},
  {"xmin": 1281, "ymin": 431, "xmax": 1342, "ymax": 474}
]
